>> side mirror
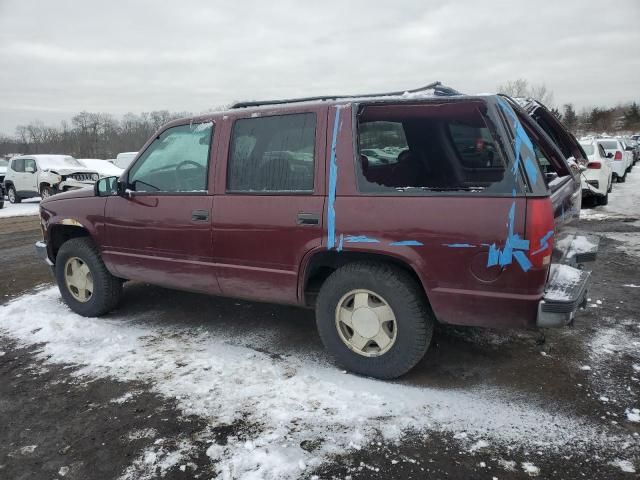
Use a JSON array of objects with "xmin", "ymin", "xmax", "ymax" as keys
[
  {"xmin": 25, "ymin": 166, "xmax": 35, "ymax": 173},
  {"xmin": 606, "ymin": 152, "xmax": 613, "ymax": 159},
  {"xmin": 94, "ymin": 176, "xmax": 119, "ymax": 197}
]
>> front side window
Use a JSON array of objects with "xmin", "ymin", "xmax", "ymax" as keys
[
  {"xmin": 227, "ymin": 113, "xmax": 316, "ymax": 193},
  {"xmin": 12, "ymin": 158, "xmax": 25, "ymax": 172},
  {"xmin": 128, "ymin": 123, "xmax": 213, "ymax": 193}
]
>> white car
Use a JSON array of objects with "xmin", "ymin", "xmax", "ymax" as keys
[
  {"xmin": 3, "ymin": 155, "xmax": 99, "ymax": 203},
  {"xmin": 77, "ymin": 158, "xmax": 124, "ymax": 178},
  {"xmin": 596, "ymin": 138, "xmax": 632, "ymax": 182},
  {"xmin": 0, "ymin": 158, "xmax": 7, "ymax": 209},
  {"xmin": 114, "ymin": 151, "xmax": 138, "ymax": 169},
  {"xmin": 579, "ymin": 140, "xmax": 613, "ymax": 205}
]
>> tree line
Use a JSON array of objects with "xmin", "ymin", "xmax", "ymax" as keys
[
  {"xmin": 498, "ymin": 79, "xmax": 640, "ymax": 135},
  {"xmin": 1, "ymin": 80, "xmax": 639, "ymax": 158},
  {"xmin": 0, "ymin": 110, "xmax": 190, "ymax": 158}
]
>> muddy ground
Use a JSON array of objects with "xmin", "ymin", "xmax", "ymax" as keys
[{"xmin": 0, "ymin": 213, "xmax": 638, "ymax": 479}]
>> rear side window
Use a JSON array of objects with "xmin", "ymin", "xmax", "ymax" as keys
[
  {"xmin": 356, "ymin": 102, "xmax": 513, "ymax": 194},
  {"xmin": 227, "ymin": 113, "xmax": 316, "ymax": 193},
  {"xmin": 600, "ymin": 140, "xmax": 619, "ymax": 151},
  {"xmin": 12, "ymin": 158, "xmax": 25, "ymax": 172}
]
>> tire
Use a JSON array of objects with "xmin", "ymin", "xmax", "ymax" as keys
[
  {"xmin": 608, "ymin": 178, "xmax": 613, "ymax": 193},
  {"xmin": 619, "ymin": 173, "xmax": 627, "ymax": 183},
  {"xmin": 599, "ymin": 193, "xmax": 609, "ymax": 206},
  {"xmin": 55, "ymin": 237, "xmax": 122, "ymax": 317},
  {"xmin": 40, "ymin": 185, "xmax": 55, "ymax": 199},
  {"xmin": 315, "ymin": 262, "xmax": 434, "ymax": 379},
  {"xmin": 0, "ymin": 199, "xmax": 4, "ymax": 209},
  {"xmin": 7, "ymin": 185, "xmax": 21, "ymax": 203}
]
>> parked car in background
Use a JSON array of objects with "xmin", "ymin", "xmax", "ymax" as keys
[
  {"xmin": 77, "ymin": 158, "xmax": 124, "ymax": 178},
  {"xmin": 114, "ymin": 152, "xmax": 137, "ymax": 169},
  {"xmin": 597, "ymin": 138, "xmax": 632, "ymax": 182},
  {"xmin": 4, "ymin": 155, "xmax": 99, "ymax": 202},
  {"xmin": 578, "ymin": 139, "xmax": 613, "ymax": 205},
  {"xmin": 622, "ymin": 137, "xmax": 639, "ymax": 165},
  {"xmin": 0, "ymin": 158, "xmax": 7, "ymax": 209},
  {"xmin": 35, "ymin": 86, "xmax": 596, "ymax": 379}
]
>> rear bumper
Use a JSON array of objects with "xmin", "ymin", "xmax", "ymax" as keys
[
  {"xmin": 537, "ymin": 264, "xmax": 590, "ymax": 328},
  {"xmin": 35, "ymin": 240, "xmax": 54, "ymax": 266}
]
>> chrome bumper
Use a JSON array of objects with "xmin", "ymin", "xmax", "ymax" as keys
[
  {"xmin": 537, "ymin": 265, "xmax": 590, "ymax": 328},
  {"xmin": 35, "ymin": 240, "xmax": 54, "ymax": 266}
]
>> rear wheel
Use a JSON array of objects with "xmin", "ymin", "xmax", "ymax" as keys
[
  {"xmin": 619, "ymin": 173, "xmax": 627, "ymax": 183},
  {"xmin": 7, "ymin": 185, "xmax": 21, "ymax": 203},
  {"xmin": 315, "ymin": 262, "xmax": 433, "ymax": 379},
  {"xmin": 55, "ymin": 237, "xmax": 122, "ymax": 317}
]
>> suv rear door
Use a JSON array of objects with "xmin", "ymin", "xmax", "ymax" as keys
[{"xmin": 211, "ymin": 106, "xmax": 327, "ymax": 305}]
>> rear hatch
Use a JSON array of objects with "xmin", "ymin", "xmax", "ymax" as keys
[{"xmin": 502, "ymin": 96, "xmax": 596, "ymax": 265}]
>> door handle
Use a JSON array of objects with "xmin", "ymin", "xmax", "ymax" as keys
[
  {"xmin": 191, "ymin": 210, "xmax": 210, "ymax": 222},
  {"xmin": 297, "ymin": 213, "xmax": 319, "ymax": 225}
]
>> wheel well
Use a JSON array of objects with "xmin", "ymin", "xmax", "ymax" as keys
[
  {"xmin": 303, "ymin": 251, "xmax": 426, "ymax": 307},
  {"xmin": 49, "ymin": 225, "xmax": 91, "ymax": 260},
  {"xmin": 39, "ymin": 182, "xmax": 54, "ymax": 191}
]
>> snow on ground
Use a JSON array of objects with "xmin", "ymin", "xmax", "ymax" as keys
[
  {"xmin": 581, "ymin": 168, "xmax": 640, "ymax": 220},
  {"xmin": 0, "ymin": 198, "xmax": 40, "ymax": 218},
  {"xmin": 0, "ymin": 287, "xmax": 635, "ymax": 479},
  {"xmin": 600, "ymin": 232, "xmax": 640, "ymax": 259}
]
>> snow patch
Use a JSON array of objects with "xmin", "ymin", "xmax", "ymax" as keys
[
  {"xmin": 609, "ymin": 458, "xmax": 636, "ymax": 473},
  {"xmin": 0, "ymin": 288, "xmax": 630, "ymax": 479},
  {"xmin": 521, "ymin": 462, "xmax": 540, "ymax": 476},
  {"xmin": 0, "ymin": 199, "xmax": 40, "ymax": 218},
  {"xmin": 626, "ymin": 408, "xmax": 640, "ymax": 423}
]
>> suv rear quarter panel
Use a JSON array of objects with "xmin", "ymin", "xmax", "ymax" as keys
[{"xmin": 327, "ymin": 102, "xmax": 544, "ymax": 329}]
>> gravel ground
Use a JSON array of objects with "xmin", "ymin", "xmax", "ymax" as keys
[{"xmin": 0, "ymin": 177, "xmax": 639, "ymax": 479}]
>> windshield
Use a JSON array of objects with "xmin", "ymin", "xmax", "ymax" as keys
[
  {"xmin": 0, "ymin": 159, "xmax": 8, "ymax": 167},
  {"xmin": 38, "ymin": 156, "xmax": 83, "ymax": 170},
  {"xmin": 579, "ymin": 143, "xmax": 594, "ymax": 155}
]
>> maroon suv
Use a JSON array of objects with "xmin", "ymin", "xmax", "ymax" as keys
[{"xmin": 36, "ymin": 85, "xmax": 597, "ymax": 379}]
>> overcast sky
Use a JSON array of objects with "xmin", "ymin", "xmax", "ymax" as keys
[{"xmin": 0, "ymin": 0, "xmax": 638, "ymax": 135}]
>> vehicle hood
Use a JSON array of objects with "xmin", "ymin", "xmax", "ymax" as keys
[
  {"xmin": 40, "ymin": 187, "xmax": 95, "ymax": 204},
  {"xmin": 43, "ymin": 167, "xmax": 96, "ymax": 176}
]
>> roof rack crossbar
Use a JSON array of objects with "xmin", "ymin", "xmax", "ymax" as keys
[{"xmin": 230, "ymin": 81, "xmax": 459, "ymax": 109}]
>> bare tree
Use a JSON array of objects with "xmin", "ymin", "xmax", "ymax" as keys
[{"xmin": 497, "ymin": 78, "xmax": 554, "ymax": 106}]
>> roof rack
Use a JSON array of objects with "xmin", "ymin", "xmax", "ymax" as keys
[{"xmin": 230, "ymin": 81, "xmax": 461, "ymax": 109}]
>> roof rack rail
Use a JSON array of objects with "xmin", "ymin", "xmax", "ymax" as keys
[{"xmin": 230, "ymin": 81, "xmax": 461, "ymax": 109}]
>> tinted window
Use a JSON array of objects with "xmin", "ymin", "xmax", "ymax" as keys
[
  {"xmin": 227, "ymin": 113, "xmax": 316, "ymax": 193},
  {"xmin": 128, "ymin": 123, "xmax": 213, "ymax": 192},
  {"xmin": 580, "ymin": 143, "xmax": 594, "ymax": 155},
  {"xmin": 357, "ymin": 104, "xmax": 510, "ymax": 194},
  {"xmin": 599, "ymin": 140, "xmax": 618, "ymax": 150},
  {"xmin": 12, "ymin": 158, "xmax": 25, "ymax": 172}
]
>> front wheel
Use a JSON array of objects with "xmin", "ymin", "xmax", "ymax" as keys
[
  {"xmin": 599, "ymin": 192, "xmax": 609, "ymax": 206},
  {"xmin": 40, "ymin": 185, "xmax": 55, "ymax": 199},
  {"xmin": 315, "ymin": 262, "xmax": 434, "ymax": 379},
  {"xmin": 55, "ymin": 237, "xmax": 122, "ymax": 317}
]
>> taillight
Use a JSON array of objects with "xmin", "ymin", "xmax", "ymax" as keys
[
  {"xmin": 587, "ymin": 162, "xmax": 601, "ymax": 169},
  {"xmin": 527, "ymin": 198, "xmax": 555, "ymax": 269},
  {"xmin": 614, "ymin": 151, "xmax": 623, "ymax": 161}
]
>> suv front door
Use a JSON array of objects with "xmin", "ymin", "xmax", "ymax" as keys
[
  {"xmin": 23, "ymin": 158, "xmax": 38, "ymax": 194},
  {"xmin": 102, "ymin": 121, "xmax": 221, "ymax": 294}
]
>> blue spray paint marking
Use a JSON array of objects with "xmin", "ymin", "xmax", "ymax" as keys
[
  {"xmin": 532, "ymin": 230, "xmax": 554, "ymax": 255},
  {"xmin": 496, "ymin": 97, "xmax": 537, "ymax": 185},
  {"xmin": 327, "ymin": 108, "xmax": 341, "ymax": 250},
  {"xmin": 443, "ymin": 243, "xmax": 475, "ymax": 248},
  {"xmin": 345, "ymin": 235, "xmax": 380, "ymax": 244},
  {"xmin": 337, "ymin": 234, "xmax": 344, "ymax": 252},
  {"xmin": 487, "ymin": 201, "xmax": 532, "ymax": 272},
  {"xmin": 390, "ymin": 240, "xmax": 424, "ymax": 246}
]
